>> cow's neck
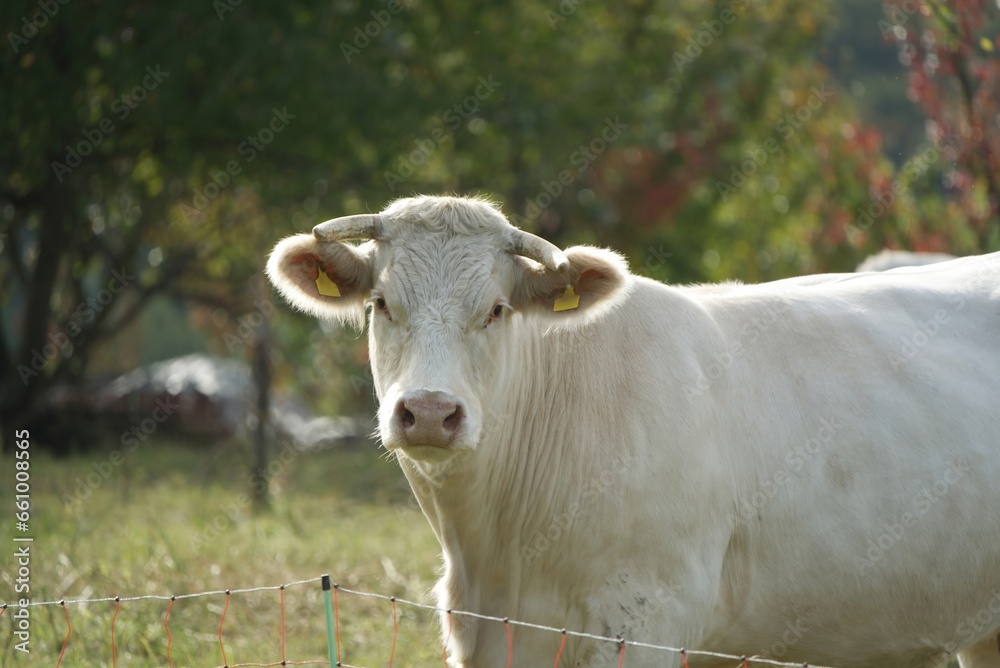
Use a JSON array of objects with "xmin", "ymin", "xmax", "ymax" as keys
[{"xmin": 399, "ymin": 318, "xmax": 575, "ymax": 614}]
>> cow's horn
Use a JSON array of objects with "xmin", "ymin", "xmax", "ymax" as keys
[
  {"xmin": 313, "ymin": 214, "xmax": 385, "ymax": 242},
  {"xmin": 510, "ymin": 229, "xmax": 569, "ymax": 272}
]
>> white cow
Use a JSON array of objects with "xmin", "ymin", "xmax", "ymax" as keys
[
  {"xmin": 267, "ymin": 195, "xmax": 1000, "ymax": 668},
  {"xmin": 857, "ymin": 249, "xmax": 957, "ymax": 273}
]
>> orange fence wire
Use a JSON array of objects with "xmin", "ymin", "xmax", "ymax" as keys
[
  {"xmin": 110, "ymin": 597, "xmax": 121, "ymax": 667},
  {"xmin": 55, "ymin": 601, "xmax": 71, "ymax": 667},
  {"xmin": 1, "ymin": 575, "xmax": 840, "ymax": 668}
]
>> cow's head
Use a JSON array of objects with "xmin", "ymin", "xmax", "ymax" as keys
[{"xmin": 267, "ymin": 196, "xmax": 628, "ymax": 462}]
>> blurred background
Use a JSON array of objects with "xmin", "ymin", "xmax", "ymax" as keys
[{"xmin": 0, "ymin": 0, "xmax": 998, "ymax": 664}]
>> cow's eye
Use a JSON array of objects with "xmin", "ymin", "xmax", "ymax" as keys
[
  {"xmin": 369, "ymin": 294, "xmax": 392, "ymax": 320},
  {"xmin": 485, "ymin": 302, "xmax": 507, "ymax": 328}
]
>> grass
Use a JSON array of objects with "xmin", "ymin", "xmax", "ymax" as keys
[
  {"xmin": 2, "ymin": 437, "xmax": 970, "ymax": 668},
  {"xmin": 0, "ymin": 437, "xmax": 443, "ymax": 667}
]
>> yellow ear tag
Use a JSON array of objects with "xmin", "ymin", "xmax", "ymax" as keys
[
  {"xmin": 315, "ymin": 270, "xmax": 341, "ymax": 297},
  {"xmin": 553, "ymin": 285, "xmax": 580, "ymax": 312}
]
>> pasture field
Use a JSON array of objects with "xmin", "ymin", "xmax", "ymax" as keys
[
  {"xmin": 2, "ymin": 438, "xmax": 965, "ymax": 668},
  {"xmin": 0, "ymin": 438, "xmax": 443, "ymax": 666}
]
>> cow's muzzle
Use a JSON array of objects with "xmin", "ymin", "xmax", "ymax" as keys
[{"xmin": 394, "ymin": 390, "xmax": 466, "ymax": 450}]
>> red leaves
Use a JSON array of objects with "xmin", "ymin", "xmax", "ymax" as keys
[{"xmin": 884, "ymin": 0, "xmax": 1000, "ymax": 249}]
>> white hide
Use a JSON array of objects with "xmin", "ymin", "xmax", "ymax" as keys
[
  {"xmin": 856, "ymin": 249, "xmax": 956, "ymax": 272},
  {"xmin": 268, "ymin": 196, "xmax": 1000, "ymax": 668}
]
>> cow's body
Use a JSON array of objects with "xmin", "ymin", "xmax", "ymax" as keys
[
  {"xmin": 856, "ymin": 249, "xmax": 956, "ymax": 272},
  {"xmin": 268, "ymin": 196, "xmax": 1000, "ymax": 668}
]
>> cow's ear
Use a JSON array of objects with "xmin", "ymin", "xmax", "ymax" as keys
[
  {"xmin": 266, "ymin": 234, "xmax": 372, "ymax": 328},
  {"xmin": 512, "ymin": 246, "xmax": 630, "ymax": 322}
]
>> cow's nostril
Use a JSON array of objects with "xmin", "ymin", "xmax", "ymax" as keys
[
  {"xmin": 396, "ymin": 392, "xmax": 464, "ymax": 447},
  {"xmin": 442, "ymin": 404, "xmax": 463, "ymax": 432}
]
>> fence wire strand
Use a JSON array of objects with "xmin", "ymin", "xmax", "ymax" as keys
[
  {"xmin": 504, "ymin": 617, "xmax": 513, "ymax": 668},
  {"xmin": 330, "ymin": 582, "xmax": 837, "ymax": 668},
  {"xmin": 1, "ymin": 574, "xmax": 841, "ymax": 668},
  {"xmin": 164, "ymin": 597, "xmax": 176, "ymax": 668},
  {"xmin": 553, "ymin": 630, "xmax": 567, "ymax": 668},
  {"xmin": 110, "ymin": 597, "xmax": 121, "ymax": 668},
  {"xmin": 280, "ymin": 586, "xmax": 288, "ymax": 665},
  {"xmin": 217, "ymin": 590, "xmax": 232, "ymax": 667},
  {"xmin": 3, "ymin": 577, "xmax": 322, "ymax": 609},
  {"xmin": 388, "ymin": 597, "xmax": 398, "ymax": 668},
  {"xmin": 55, "ymin": 602, "xmax": 71, "ymax": 668},
  {"xmin": 442, "ymin": 609, "xmax": 453, "ymax": 667}
]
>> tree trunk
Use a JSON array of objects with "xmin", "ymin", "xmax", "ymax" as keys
[
  {"xmin": 251, "ymin": 279, "xmax": 272, "ymax": 509},
  {"xmin": 0, "ymin": 185, "xmax": 71, "ymax": 447}
]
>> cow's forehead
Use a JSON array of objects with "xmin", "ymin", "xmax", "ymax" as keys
[
  {"xmin": 371, "ymin": 196, "xmax": 517, "ymax": 310},
  {"xmin": 374, "ymin": 233, "xmax": 511, "ymax": 314},
  {"xmin": 379, "ymin": 195, "xmax": 513, "ymax": 239}
]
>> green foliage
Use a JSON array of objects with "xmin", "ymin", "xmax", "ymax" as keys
[
  {"xmin": 880, "ymin": 0, "xmax": 1000, "ymax": 251},
  {"xmin": 1, "ymin": 0, "xmax": 995, "ymax": 422}
]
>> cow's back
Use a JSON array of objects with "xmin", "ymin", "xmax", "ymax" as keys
[{"xmin": 685, "ymin": 253, "xmax": 1000, "ymax": 666}]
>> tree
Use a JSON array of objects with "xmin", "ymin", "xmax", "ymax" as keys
[
  {"xmin": 0, "ymin": 2, "xmax": 412, "ymax": 440},
  {"xmin": 882, "ymin": 0, "xmax": 1000, "ymax": 251},
  {"xmin": 5, "ymin": 0, "xmax": 977, "ymax": 447}
]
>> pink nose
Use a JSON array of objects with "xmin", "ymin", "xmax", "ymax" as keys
[{"xmin": 395, "ymin": 391, "xmax": 464, "ymax": 447}]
